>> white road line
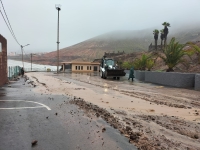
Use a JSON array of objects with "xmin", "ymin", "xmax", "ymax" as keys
[
  {"xmin": 0, "ymin": 106, "xmax": 44, "ymax": 110},
  {"xmin": 0, "ymin": 100, "xmax": 51, "ymax": 110}
]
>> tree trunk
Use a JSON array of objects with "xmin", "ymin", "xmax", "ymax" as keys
[
  {"xmin": 164, "ymin": 36, "xmax": 167, "ymax": 48},
  {"xmin": 161, "ymin": 40, "xmax": 163, "ymax": 49},
  {"xmin": 166, "ymin": 67, "xmax": 174, "ymax": 72},
  {"xmin": 155, "ymin": 40, "xmax": 157, "ymax": 50}
]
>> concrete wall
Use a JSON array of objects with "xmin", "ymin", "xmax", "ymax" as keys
[
  {"xmin": 72, "ymin": 64, "xmax": 99, "ymax": 72},
  {"xmin": 145, "ymin": 71, "xmax": 195, "ymax": 88},
  {"xmin": 135, "ymin": 71, "xmax": 145, "ymax": 81},
  {"xmin": 0, "ymin": 34, "xmax": 7, "ymax": 86},
  {"xmin": 195, "ymin": 74, "xmax": 200, "ymax": 90}
]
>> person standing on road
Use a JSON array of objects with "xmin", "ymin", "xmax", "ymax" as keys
[
  {"xmin": 128, "ymin": 66, "xmax": 135, "ymax": 81},
  {"xmin": 21, "ymin": 67, "xmax": 24, "ymax": 77}
]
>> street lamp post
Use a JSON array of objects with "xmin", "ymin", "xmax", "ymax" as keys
[
  {"xmin": 55, "ymin": 4, "xmax": 61, "ymax": 73},
  {"xmin": 21, "ymin": 44, "xmax": 30, "ymax": 69}
]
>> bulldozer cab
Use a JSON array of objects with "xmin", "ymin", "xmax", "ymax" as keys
[
  {"xmin": 101, "ymin": 58, "xmax": 115, "ymax": 68},
  {"xmin": 105, "ymin": 59, "xmax": 114, "ymax": 66}
]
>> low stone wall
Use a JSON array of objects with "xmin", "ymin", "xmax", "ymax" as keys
[
  {"xmin": 135, "ymin": 70, "xmax": 145, "ymax": 81},
  {"xmin": 145, "ymin": 71, "xmax": 195, "ymax": 88},
  {"xmin": 195, "ymin": 74, "xmax": 200, "ymax": 90}
]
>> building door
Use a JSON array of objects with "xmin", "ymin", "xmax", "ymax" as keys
[{"xmin": 93, "ymin": 66, "xmax": 97, "ymax": 71}]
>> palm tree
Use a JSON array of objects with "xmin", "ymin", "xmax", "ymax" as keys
[
  {"xmin": 160, "ymin": 29, "xmax": 164, "ymax": 50},
  {"xmin": 162, "ymin": 22, "xmax": 170, "ymax": 48},
  {"xmin": 146, "ymin": 59, "xmax": 155, "ymax": 71},
  {"xmin": 159, "ymin": 37, "xmax": 189, "ymax": 72},
  {"xmin": 133, "ymin": 54, "xmax": 153, "ymax": 70},
  {"xmin": 153, "ymin": 29, "xmax": 159, "ymax": 50},
  {"xmin": 187, "ymin": 42, "xmax": 200, "ymax": 63}
]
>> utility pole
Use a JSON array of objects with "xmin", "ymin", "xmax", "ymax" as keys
[
  {"xmin": 30, "ymin": 53, "xmax": 36, "ymax": 71},
  {"xmin": 31, "ymin": 53, "xmax": 32, "ymax": 70},
  {"xmin": 21, "ymin": 45, "xmax": 24, "ymax": 69},
  {"xmin": 55, "ymin": 4, "xmax": 61, "ymax": 73},
  {"xmin": 21, "ymin": 44, "xmax": 30, "ymax": 69}
]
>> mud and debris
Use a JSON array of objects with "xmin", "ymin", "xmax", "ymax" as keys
[
  {"xmin": 69, "ymin": 98, "xmax": 200, "ymax": 149},
  {"xmin": 31, "ymin": 140, "xmax": 38, "ymax": 147},
  {"xmin": 27, "ymin": 72, "xmax": 200, "ymax": 150}
]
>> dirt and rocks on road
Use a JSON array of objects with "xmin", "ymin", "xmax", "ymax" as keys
[
  {"xmin": 27, "ymin": 72, "xmax": 200, "ymax": 150},
  {"xmin": 70, "ymin": 98, "xmax": 200, "ymax": 150}
]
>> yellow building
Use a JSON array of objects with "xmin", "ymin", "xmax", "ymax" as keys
[{"xmin": 60, "ymin": 62, "xmax": 100, "ymax": 72}]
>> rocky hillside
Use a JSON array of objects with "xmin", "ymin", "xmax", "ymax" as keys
[
  {"xmin": 114, "ymin": 41, "xmax": 200, "ymax": 73},
  {"xmin": 9, "ymin": 25, "xmax": 200, "ymax": 65}
]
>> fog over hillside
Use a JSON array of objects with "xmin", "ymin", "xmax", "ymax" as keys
[
  {"xmin": 91, "ymin": 22, "xmax": 200, "ymax": 42},
  {"xmin": 8, "ymin": 22, "xmax": 200, "ymax": 65},
  {"xmin": 59, "ymin": 22, "xmax": 200, "ymax": 54}
]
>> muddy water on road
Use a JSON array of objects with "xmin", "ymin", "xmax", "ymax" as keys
[
  {"xmin": 28, "ymin": 72, "xmax": 200, "ymax": 150},
  {"xmin": 53, "ymin": 72, "xmax": 200, "ymax": 121}
]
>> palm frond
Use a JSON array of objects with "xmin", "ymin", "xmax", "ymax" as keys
[
  {"xmin": 133, "ymin": 54, "xmax": 155, "ymax": 70},
  {"xmin": 187, "ymin": 43, "xmax": 200, "ymax": 63},
  {"xmin": 160, "ymin": 29, "xmax": 164, "ymax": 33},
  {"xmin": 153, "ymin": 29, "xmax": 159, "ymax": 34},
  {"xmin": 162, "ymin": 22, "xmax": 170, "ymax": 27},
  {"xmin": 160, "ymin": 37, "xmax": 187, "ymax": 71}
]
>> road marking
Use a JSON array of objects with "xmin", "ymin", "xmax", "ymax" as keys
[
  {"xmin": 0, "ymin": 106, "xmax": 44, "ymax": 110},
  {"xmin": 0, "ymin": 100, "xmax": 51, "ymax": 110}
]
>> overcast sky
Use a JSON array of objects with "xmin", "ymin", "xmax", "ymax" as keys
[{"xmin": 1, "ymin": 0, "xmax": 200, "ymax": 53}]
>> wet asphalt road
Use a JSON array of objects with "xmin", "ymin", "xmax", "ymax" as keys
[{"xmin": 0, "ymin": 77, "xmax": 137, "ymax": 150}]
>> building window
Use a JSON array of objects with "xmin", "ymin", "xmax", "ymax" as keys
[
  {"xmin": 87, "ymin": 66, "xmax": 89, "ymax": 70},
  {"xmin": 81, "ymin": 66, "xmax": 83, "ymax": 70},
  {"xmin": 75, "ymin": 66, "xmax": 77, "ymax": 70},
  {"xmin": 90, "ymin": 66, "xmax": 91, "ymax": 70},
  {"xmin": 78, "ymin": 66, "xmax": 80, "ymax": 70},
  {"xmin": 94, "ymin": 66, "xmax": 97, "ymax": 71}
]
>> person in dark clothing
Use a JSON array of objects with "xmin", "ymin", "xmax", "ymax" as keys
[
  {"xmin": 21, "ymin": 67, "xmax": 24, "ymax": 77},
  {"xmin": 128, "ymin": 66, "xmax": 135, "ymax": 81}
]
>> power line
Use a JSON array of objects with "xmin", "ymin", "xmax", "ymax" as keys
[
  {"xmin": 0, "ymin": 10, "xmax": 15, "ymax": 40},
  {"xmin": 0, "ymin": 0, "xmax": 20, "ymax": 46}
]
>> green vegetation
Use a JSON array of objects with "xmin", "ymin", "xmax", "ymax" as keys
[
  {"xmin": 187, "ymin": 42, "xmax": 200, "ymax": 63},
  {"xmin": 160, "ymin": 29, "xmax": 164, "ymax": 50},
  {"xmin": 153, "ymin": 29, "xmax": 159, "ymax": 50},
  {"xmin": 159, "ymin": 37, "xmax": 189, "ymax": 72},
  {"xmin": 146, "ymin": 59, "xmax": 155, "ymax": 71},
  {"xmin": 133, "ymin": 54, "xmax": 156, "ymax": 71},
  {"xmin": 121, "ymin": 61, "xmax": 134, "ymax": 69},
  {"xmin": 162, "ymin": 22, "xmax": 171, "ymax": 48}
]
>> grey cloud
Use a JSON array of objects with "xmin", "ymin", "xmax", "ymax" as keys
[{"xmin": 0, "ymin": 0, "xmax": 200, "ymax": 53}]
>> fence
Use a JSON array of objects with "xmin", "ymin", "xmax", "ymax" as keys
[
  {"xmin": 7, "ymin": 66, "xmax": 57, "ymax": 80},
  {"xmin": 24, "ymin": 68, "xmax": 56, "ymax": 72},
  {"xmin": 8, "ymin": 66, "xmax": 21, "ymax": 80}
]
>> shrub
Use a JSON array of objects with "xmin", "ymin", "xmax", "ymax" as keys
[
  {"xmin": 121, "ymin": 61, "xmax": 132, "ymax": 69},
  {"xmin": 187, "ymin": 42, "xmax": 200, "ymax": 64},
  {"xmin": 133, "ymin": 54, "xmax": 155, "ymax": 71},
  {"xmin": 159, "ymin": 37, "xmax": 190, "ymax": 72}
]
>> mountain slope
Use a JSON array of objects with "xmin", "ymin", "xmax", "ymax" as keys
[
  {"xmin": 9, "ymin": 25, "xmax": 200, "ymax": 65},
  {"xmin": 49, "ymin": 25, "xmax": 200, "ymax": 62}
]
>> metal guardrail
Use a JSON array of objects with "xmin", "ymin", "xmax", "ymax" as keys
[
  {"xmin": 24, "ymin": 68, "xmax": 56, "ymax": 72},
  {"xmin": 7, "ymin": 66, "xmax": 57, "ymax": 80},
  {"xmin": 8, "ymin": 66, "xmax": 21, "ymax": 80}
]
